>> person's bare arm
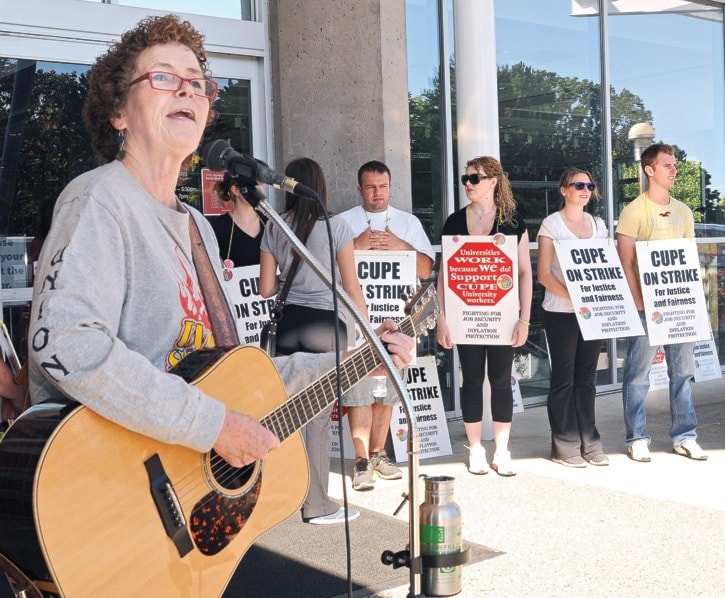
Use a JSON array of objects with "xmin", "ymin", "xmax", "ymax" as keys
[
  {"xmin": 512, "ymin": 231, "xmax": 533, "ymax": 348},
  {"xmin": 379, "ymin": 228, "xmax": 434, "ymax": 278},
  {"xmin": 338, "ymin": 241, "xmax": 369, "ymax": 319},
  {"xmin": 259, "ymin": 250, "xmax": 280, "ymax": 298},
  {"xmin": 436, "ymin": 269, "xmax": 453, "ymax": 349},
  {"xmin": 616, "ymin": 233, "xmax": 643, "ymax": 310},
  {"xmin": 537, "ymin": 236, "xmax": 570, "ymax": 302},
  {"xmin": 0, "ymin": 361, "xmax": 24, "ymax": 422}
]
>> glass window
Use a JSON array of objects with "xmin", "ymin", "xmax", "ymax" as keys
[
  {"xmin": 407, "ymin": 0, "xmax": 456, "ymax": 412},
  {"xmin": 605, "ymin": 1, "xmax": 725, "ymax": 376},
  {"xmin": 78, "ymin": 0, "xmax": 257, "ymax": 21},
  {"xmin": 177, "ymin": 78, "xmax": 253, "ymax": 209},
  {"xmin": 0, "ymin": 61, "xmax": 252, "ymax": 237},
  {"xmin": 0, "ymin": 59, "xmax": 253, "ymax": 358},
  {"xmin": 607, "ymin": 2, "xmax": 725, "ymax": 225},
  {"xmin": 494, "ymin": 0, "xmax": 604, "ymax": 399},
  {"xmin": 0, "ymin": 60, "xmax": 94, "ymax": 239},
  {"xmin": 407, "ymin": 0, "xmax": 447, "ymax": 244}
]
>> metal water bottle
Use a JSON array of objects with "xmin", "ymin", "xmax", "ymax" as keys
[{"xmin": 420, "ymin": 475, "xmax": 463, "ymax": 596}]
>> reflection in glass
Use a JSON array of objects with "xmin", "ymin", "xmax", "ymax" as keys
[
  {"xmin": 494, "ymin": 0, "xmax": 604, "ymax": 398},
  {"xmin": 406, "ymin": 0, "xmax": 455, "ymax": 410},
  {"xmin": 77, "ymin": 0, "xmax": 256, "ymax": 21},
  {"xmin": 179, "ymin": 78, "xmax": 253, "ymax": 210},
  {"xmin": 607, "ymin": 2, "xmax": 725, "ymax": 226},
  {"xmin": 407, "ymin": 0, "xmax": 446, "ymax": 243},
  {"xmin": 0, "ymin": 60, "xmax": 93, "ymax": 238},
  {"xmin": 607, "ymin": 1, "xmax": 725, "ymax": 369}
]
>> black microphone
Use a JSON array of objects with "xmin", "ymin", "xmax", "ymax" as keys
[{"xmin": 202, "ymin": 140, "xmax": 319, "ymax": 199}]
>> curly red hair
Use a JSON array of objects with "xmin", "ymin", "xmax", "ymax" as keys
[{"xmin": 83, "ymin": 14, "xmax": 215, "ymax": 164}]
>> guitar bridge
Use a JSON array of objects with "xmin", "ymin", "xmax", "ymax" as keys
[{"xmin": 144, "ymin": 454, "xmax": 193, "ymax": 557}]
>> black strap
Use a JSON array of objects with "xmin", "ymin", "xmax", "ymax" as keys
[{"xmin": 269, "ymin": 258, "xmax": 301, "ymax": 322}]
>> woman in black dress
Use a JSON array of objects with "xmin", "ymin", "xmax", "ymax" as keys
[{"xmin": 208, "ymin": 172, "xmax": 264, "ymax": 268}]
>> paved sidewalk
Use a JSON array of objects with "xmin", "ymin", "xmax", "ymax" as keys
[{"xmin": 328, "ymin": 378, "xmax": 725, "ymax": 597}]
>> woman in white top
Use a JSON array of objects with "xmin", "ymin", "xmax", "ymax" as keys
[{"xmin": 537, "ymin": 168, "xmax": 609, "ymax": 468}]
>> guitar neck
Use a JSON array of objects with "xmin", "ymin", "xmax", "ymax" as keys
[{"xmin": 261, "ymin": 317, "xmax": 416, "ymax": 442}]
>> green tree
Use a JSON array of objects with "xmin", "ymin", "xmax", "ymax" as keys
[
  {"xmin": 622, "ymin": 145, "xmax": 724, "ymax": 224},
  {"xmin": 496, "ymin": 63, "xmax": 656, "ymax": 228},
  {"xmin": 409, "ymin": 60, "xmax": 722, "ymax": 233},
  {"xmin": 0, "ymin": 62, "xmax": 95, "ymax": 237}
]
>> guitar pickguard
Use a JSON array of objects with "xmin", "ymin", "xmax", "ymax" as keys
[{"xmin": 190, "ymin": 469, "xmax": 262, "ymax": 555}]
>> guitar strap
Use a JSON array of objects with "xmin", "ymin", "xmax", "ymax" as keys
[{"xmin": 188, "ymin": 214, "xmax": 240, "ymax": 348}]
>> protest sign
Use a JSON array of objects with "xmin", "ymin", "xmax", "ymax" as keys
[
  {"xmin": 350, "ymin": 250, "xmax": 417, "ymax": 349},
  {"xmin": 648, "ymin": 346, "xmax": 669, "ymax": 391},
  {"xmin": 200, "ymin": 168, "xmax": 230, "ymax": 216},
  {"xmin": 441, "ymin": 234, "xmax": 519, "ymax": 345},
  {"xmin": 222, "ymin": 265, "xmax": 275, "ymax": 346},
  {"xmin": 0, "ymin": 237, "xmax": 30, "ymax": 290},
  {"xmin": 389, "ymin": 356, "xmax": 452, "ymax": 462},
  {"xmin": 509, "ymin": 363, "xmax": 526, "ymax": 414},
  {"xmin": 354, "ymin": 250, "xmax": 417, "ymax": 323},
  {"xmin": 635, "ymin": 239, "xmax": 710, "ymax": 346},
  {"xmin": 554, "ymin": 238, "xmax": 643, "ymax": 339},
  {"xmin": 330, "ymin": 402, "xmax": 355, "ymax": 460},
  {"xmin": 647, "ymin": 338, "xmax": 718, "ymax": 388},
  {"xmin": 694, "ymin": 334, "xmax": 722, "ymax": 382},
  {"xmin": 331, "ymin": 357, "xmax": 451, "ymax": 463}
]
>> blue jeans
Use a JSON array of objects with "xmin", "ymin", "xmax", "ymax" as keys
[{"xmin": 622, "ymin": 311, "xmax": 698, "ymax": 446}]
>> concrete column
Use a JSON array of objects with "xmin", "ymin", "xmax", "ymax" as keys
[
  {"xmin": 453, "ymin": 0, "xmax": 500, "ymax": 178},
  {"xmin": 268, "ymin": 0, "xmax": 411, "ymax": 212},
  {"xmin": 453, "ymin": 0, "xmax": 499, "ymax": 440}
]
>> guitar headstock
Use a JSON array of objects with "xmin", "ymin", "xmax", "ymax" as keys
[{"xmin": 404, "ymin": 283, "xmax": 439, "ymax": 338}]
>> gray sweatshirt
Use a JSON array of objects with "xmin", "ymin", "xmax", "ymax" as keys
[{"xmin": 28, "ymin": 161, "xmax": 333, "ymax": 451}]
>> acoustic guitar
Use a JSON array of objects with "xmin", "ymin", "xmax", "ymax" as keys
[{"xmin": 0, "ymin": 283, "xmax": 438, "ymax": 597}]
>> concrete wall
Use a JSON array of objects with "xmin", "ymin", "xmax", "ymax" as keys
[{"xmin": 268, "ymin": 0, "xmax": 411, "ymax": 213}]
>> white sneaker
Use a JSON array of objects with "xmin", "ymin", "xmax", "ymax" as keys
[
  {"xmin": 673, "ymin": 439, "xmax": 708, "ymax": 461},
  {"xmin": 466, "ymin": 444, "xmax": 489, "ymax": 475},
  {"xmin": 627, "ymin": 439, "xmax": 651, "ymax": 462},
  {"xmin": 306, "ymin": 507, "xmax": 360, "ymax": 525}
]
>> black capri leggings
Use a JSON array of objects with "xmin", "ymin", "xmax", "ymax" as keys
[{"xmin": 456, "ymin": 344, "xmax": 514, "ymax": 423}]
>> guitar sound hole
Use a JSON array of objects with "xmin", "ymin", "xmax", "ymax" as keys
[{"xmin": 208, "ymin": 450, "xmax": 256, "ymax": 492}]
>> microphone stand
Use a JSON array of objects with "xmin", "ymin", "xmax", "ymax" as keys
[{"xmin": 239, "ymin": 182, "xmax": 423, "ymax": 597}]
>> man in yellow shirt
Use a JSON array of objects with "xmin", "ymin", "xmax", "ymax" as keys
[{"xmin": 616, "ymin": 143, "xmax": 707, "ymax": 463}]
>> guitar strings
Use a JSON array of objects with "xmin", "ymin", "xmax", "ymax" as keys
[
  {"xmin": 203, "ymin": 348, "xmax": 379, "ymax": 491},
  {"xmin": 168, "ymin": 345, "xmax": 380, "ymax": 510},
  {"xmin": 166, "ymin": 291, "xmax": 432, "ymax": 519}
]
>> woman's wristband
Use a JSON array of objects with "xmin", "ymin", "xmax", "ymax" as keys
[{"xmin": 518, "ymin": 318, "xmax": 530, "ymax": 326}]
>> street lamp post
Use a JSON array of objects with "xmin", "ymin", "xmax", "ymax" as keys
[{"xmin": 628, "ymin": 123, "xmax": 655, "ymax": 193}]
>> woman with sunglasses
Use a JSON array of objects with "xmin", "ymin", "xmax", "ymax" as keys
[
  {"xmin": 537, "ymin": 168, "xmax": 609, "ymax": 467},
  {"xmin": 437, "ymin": 156, "xmax": 532, "ymax": 476}
]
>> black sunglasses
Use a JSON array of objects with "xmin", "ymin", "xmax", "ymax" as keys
[
  {"xmin": 569, "ymin": 182, "xmax": 596, "ymax": 191},
  {"xmin": 461, "ymin": 173, "xmax": 491, "ymax": 185}
]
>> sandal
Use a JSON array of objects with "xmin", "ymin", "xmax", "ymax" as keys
[{"xmin": 491, "ymin": 450, "xmax": 516, "ymax": 477}]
